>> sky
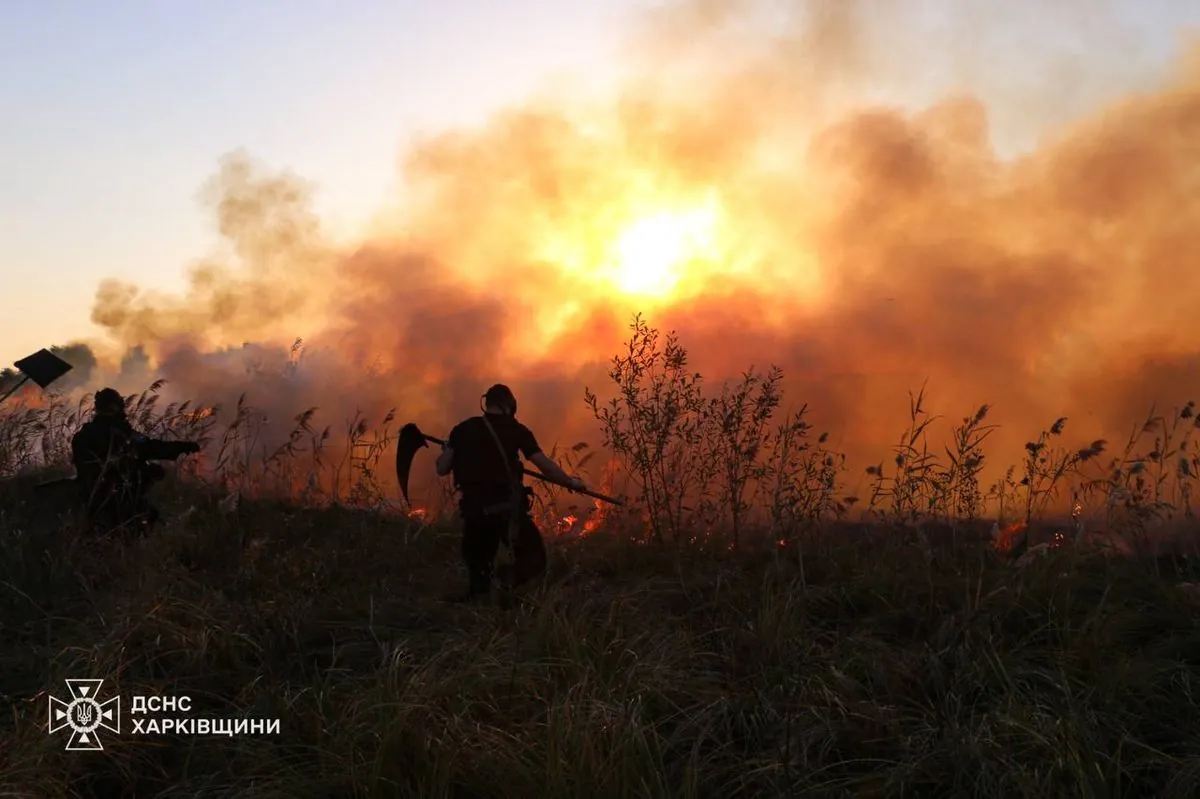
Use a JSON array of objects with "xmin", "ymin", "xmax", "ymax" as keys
[
  {"xmin": 1, "ymin": 0, "xmax": 1199, "ymax": 370},
  {"xmin": 4, "ymin": 0, "xmax": 1200, "ymax": 507},
  {"xmin": 0, "ymin": 0, "xmax": 641, "ymax": 366}
]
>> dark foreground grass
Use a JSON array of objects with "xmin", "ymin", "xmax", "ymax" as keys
[{"xmin": 3, "ymin": 481, "xmax": 1200, "ymax": 798}]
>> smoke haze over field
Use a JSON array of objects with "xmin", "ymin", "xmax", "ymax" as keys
[{"xmin": 26, "ymin": 0, "xmax": 1200, "ymax": 497}]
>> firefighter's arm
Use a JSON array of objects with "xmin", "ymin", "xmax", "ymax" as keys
[{"xmin": 529, "ymin": 452, "xmax": 585, "ymax": 491}]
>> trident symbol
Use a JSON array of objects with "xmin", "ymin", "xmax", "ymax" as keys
[{"xmin": 48, "ymin": 679, "xmax": 120, "ymax": 751}]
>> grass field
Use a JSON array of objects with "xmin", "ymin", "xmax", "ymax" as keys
[
  {"xmin": 3, "ymin": 485, "xmax": 1200, "ymax": 798},
  {"xmin": 4, "ymin": 321, "xmax": 1200, "ymax": 797}
]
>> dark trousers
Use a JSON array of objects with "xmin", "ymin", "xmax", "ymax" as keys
[
  {"xmin": 461, "ymin": 511, "xmax": 547, "ymax": 596},
  {"xmin": 81, "ymin": 461, "xmax": 165, "ymax": 536}
]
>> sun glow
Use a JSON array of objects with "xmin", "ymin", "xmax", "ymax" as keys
[
  {"xmin": 608, "ymin": 201, "xmax": 721, "ymax": 298},
  {"xmin": 524, "ymin": 187, "xmax": 744, "ymax": 360}
]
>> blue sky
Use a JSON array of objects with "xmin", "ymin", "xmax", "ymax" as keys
[{"xmin": 2, "ymin": 0, "xmax": 1198, "ymax": 368}]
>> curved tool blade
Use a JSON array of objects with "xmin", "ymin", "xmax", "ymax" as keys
[{"xmin": 395, "ymin": 423, "xmax": 432, "ymax": 503}]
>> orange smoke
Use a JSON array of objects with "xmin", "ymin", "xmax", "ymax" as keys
[{"xmin": 55, "ymin": 1, "xmax": 1200, "ymax": 506}]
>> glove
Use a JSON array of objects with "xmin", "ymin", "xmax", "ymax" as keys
[
  {"xmin": 183, "ymin": 442, "xmax": 201, "ymax": 454},
  {"xmin": 567, "ymin": 476, "xmax": 586, "ymax": 492}
]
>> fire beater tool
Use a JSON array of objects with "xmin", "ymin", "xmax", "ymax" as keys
[
  {"xmin": 0, "ymin": 348, "xmax": 74, "ymax": 408},
  {"xmin": 395, "ymin": 422, "xmax": 624, "ymax": 507}
]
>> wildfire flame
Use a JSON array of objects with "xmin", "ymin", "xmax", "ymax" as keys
[
  {"xmin": 0, "ymin": 382, "xmax": 49, "ymax": 409},
  {"xmin": 552, "ymin": 489, "xmax": 615, "ymax": 537},
  {"xmin": 992, "ymin": 521, "xmax": 1071, "ymax": 554},
  {"xmin": 180, "ymin": 407, "xmax": 215, "ymax": 423},
  {"xmin": 992, "ymin": 521, "xmax": 1028, "ymax": 554}
]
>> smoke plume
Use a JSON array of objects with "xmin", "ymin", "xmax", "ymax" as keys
[{"xmin": 71, "ymin": 0, "xmax": 1200, "ymax": 499}]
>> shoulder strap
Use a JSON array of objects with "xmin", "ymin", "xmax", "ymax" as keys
[
  {"xmin": 480, "ymin": 414, "xmax": 523, "ymax": 558},
  {"xmin": 480, "ymin": 413, "xmax": 520, "ymax": 491}
]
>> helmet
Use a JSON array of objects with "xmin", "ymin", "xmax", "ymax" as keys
[{"xmin": 482, "ymin": 384, "xmax": 518, "ymax": 416}]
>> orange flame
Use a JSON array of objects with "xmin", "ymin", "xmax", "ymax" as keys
[
  {"xmin": 180, "ymin": 407, "xmax": 215, "ymax": 422},
  {"xmin": 992, "ymin": 521, "xmax": 1028, "ymax": 553},
  {"xmin": 2, "ymin": 382, "xmax": 48, "ymax": 409}
]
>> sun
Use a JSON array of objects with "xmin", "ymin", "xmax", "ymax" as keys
[
  {"xmin": 607, "ymin": 201, "xmax": 721, "ymax": 299},
  {"xmin": 530, "ymin": 189, "xmax": 729, "ymax": 314}
]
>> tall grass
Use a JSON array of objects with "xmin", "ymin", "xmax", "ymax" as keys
[
  {"xmin": 6, "ymin": 316, "xmax": 1200, "ymax": 545},
  {"xmin": 3, "ymin": 316, "xmax": 1200, "ymax": 797}
]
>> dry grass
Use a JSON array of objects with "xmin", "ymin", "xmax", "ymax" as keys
[{"xmin": 3, "ymin": 318, "xmax": 1200, "ymax": 797}]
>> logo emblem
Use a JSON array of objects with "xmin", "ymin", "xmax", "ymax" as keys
[{"xmin": 48, "ymin": 679, "xmax": 120, "ymax": 751}]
